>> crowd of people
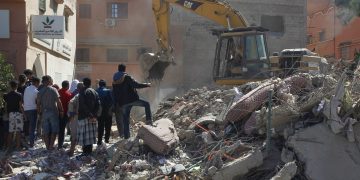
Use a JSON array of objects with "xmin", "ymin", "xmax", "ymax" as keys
[{"xmin": 0, "ymin": 64, "xmax": 152, "ymax": 160}]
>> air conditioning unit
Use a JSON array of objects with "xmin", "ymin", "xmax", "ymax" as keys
[{"xmin": 105, "ymin": 18, "xmax": 116, "ymax": 27}]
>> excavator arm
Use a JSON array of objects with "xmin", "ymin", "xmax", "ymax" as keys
[
  {"xmin": 153, "ymin": 0, "xmax": 248, "ymax": 54},
  {"xmin": 142, "ymin": 0, "xmax": 249, "ymax": 80}
]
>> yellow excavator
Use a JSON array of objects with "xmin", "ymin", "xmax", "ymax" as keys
[{"xmin": 141, "ymin": 0, "xmax": 321, "ymax": 85}]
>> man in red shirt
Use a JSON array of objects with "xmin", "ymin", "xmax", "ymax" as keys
[{"xmin": 58, "ymin": 80, "xmax": 72, "ymax": 149}]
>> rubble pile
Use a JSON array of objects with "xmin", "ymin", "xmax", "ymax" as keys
[{"xmin": 3, "ymin": 65, "xmax": 360, "ymax": 179}]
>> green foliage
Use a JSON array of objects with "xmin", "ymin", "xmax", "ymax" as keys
[
  {"xmin": 350, "ymin": 0, "xmax": 360, "ymax": 16},
  {"xmin": 335, "ymin": 0, "xmax": 360, "ymax": 16},
  {"xmin": 0, "ymin": 53, "xmax": 14, "ymax": 108}
]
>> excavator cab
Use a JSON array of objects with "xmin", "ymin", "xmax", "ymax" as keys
[{"xmin": 212, "ymin": 27, "xmax": 271, "ymax": 85}]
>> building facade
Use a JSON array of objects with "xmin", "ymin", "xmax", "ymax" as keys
[
  {"xmin": 0, "ymin": 0, "xmax": 76, "ymax": 85},
  {"xmin": 307, "ymin": 0, "xmax": 360, "ymax": 61},
  {"xmin": 75, "ymin": 0, "xmax": 156, "ymax": 84}
]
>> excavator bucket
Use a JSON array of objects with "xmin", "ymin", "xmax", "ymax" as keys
[{"xmin": 140, "ymin": 53, "xmax": 171, "ymax": 81}]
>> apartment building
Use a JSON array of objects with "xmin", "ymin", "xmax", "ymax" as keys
[
  {"xmin": 307, "ymin": 0, "xmax": 360, "ymax": 60},
  {"xmin": 75, "ymin": 0, "xmax": 156, "ymax": 84},
  {"xmin": 0, "ymin": 0, "xmax": 77, "ymax": 84}
]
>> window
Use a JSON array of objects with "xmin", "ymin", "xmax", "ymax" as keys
[
  {"xmin": 261, "ymin": 15, "xmax": 284, "ymax": 33},
  {"xmin": 0, "ymin": 10, "xmax": 10, "ymax": 38},
  {"xmin": 107, "ymin": 3, "xmax": 128, "ymax": 19},
  {"xmin": 319, "ymin": 31, "xmax": 325, "ymax": 42},
  {"xmin": 340, "ymin": 45, "xmax": 350, "ymax": 60},
  {"xmin": 107, "ymin": 49, "xmax": 128, "ymax": 62},
  {"xmin": 76, "ymin": 48, "xmax": 90, "ymax": 62},
  {"xmin": 307, "ymin": 35, "xmax": 313, "ymax": 44},
  {"xmin": 64, "ymin": 14, "xmax": 69, "ymax": 32},
  {"xmin": 39, "ymin": 0, "xmax": 46, "ymax": 14},
  {"xmin": 79, "ymin": 4, "xmax": 91, "ymax": 18},
  {"xmin": 50, "ymin": 0, "xmax": 58, "ymax": 13}
]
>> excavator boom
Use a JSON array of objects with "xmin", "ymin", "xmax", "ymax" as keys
[
  {"xmin": 142, "ymin": 0, "xmax": 250, "ymax": 81},
  {"xmin": 153, "ymin": 0, "xmax": 248, "ymax": 53}
]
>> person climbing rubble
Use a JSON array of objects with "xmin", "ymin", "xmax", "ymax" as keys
[{"xmin": 112, "ymin": 64, "xmax": 152, "ymax": 139}]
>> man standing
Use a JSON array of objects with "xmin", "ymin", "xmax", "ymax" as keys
[
  {"xmin": 112, "ymin": 64, "xmax": 152, "ymax": 139},
  {"xmin": 23, "ymin": 77, "xmax": 40, "ymax": 148},
  {"xmin": 77, "ymin": 78, "xmax": 100, "ymax": 158},
  {"xmin": 96, "ymin": 80, "xmax": 113, "ymax": 145},
  {"xmin": 37, "ymin": 75, "xmax": 64, "ymax": 150},
  {"xmin": 58, "ymin": 80, "xmax": 72, "ymax": 149},
  {"xmin": 17, "ymin": 74, "xmax": 27, "ymax": 95},
  {"xmin": 23, "ymin": 69, "xmax": 33, "ymax": 87},
  {"xmin": 3, "ymin": 80, "xmax": 24, "ymax": 150},
  {"xmin": 67, "ymin": 82, "xmax": 84, "ymax": 156}
]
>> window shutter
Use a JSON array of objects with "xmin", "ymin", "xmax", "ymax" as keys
[
  {"xmin": 107, "ymin": 3, "xmax": 112, "ymax": 18},
  {"xmin": 39, "ymin": 0, "xmax": 46, "ymax": 12}
]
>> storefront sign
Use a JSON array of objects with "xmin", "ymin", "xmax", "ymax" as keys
[
  {"xmin": 32, "ymin": 15, "xmax": 64, "ymax": 39},
  {"xmin": 53, "ymin": 39, "xmax": 73, "ymax": 58}
]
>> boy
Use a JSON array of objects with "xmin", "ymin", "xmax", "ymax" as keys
[{"xmin": 3, "ymin": 80, "xmax": 24, "ymax": 150}]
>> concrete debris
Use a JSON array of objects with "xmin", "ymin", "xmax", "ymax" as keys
[
  {"xmin": 138, "ymin": 118, "xmax": 179, "ymax": 155},
  {"xmin": 225, "ymin": 81, "xmax": 276, "ymax": 124},
  {"xmin": 280, "ymin": 148, "xmax": 294, "ymax": 163},
  {"xmin": 5, "ymin": 64, "xmax": 360, "ymax": 179},
  {"xmin": 188, "ymin": 115, "xmax": 216, "ymax": 130},
  {"xmin": 270, "ymin": 161, "xmax": 297, "ymax": 180},
  {"xmin": 201, "ymin": 131, "xmax": 215, "ymax": 144},
  {"xmin": 288, "ymin": 123, "xmax": 360, "ymax": 180},
  {"xmin": 346, "ymin": 118, "xmax": 358, "ymax": 142},
  {"xmin": 207, "ymin": 166, "xmax": 218, "ymax": 176},
  {"xmin": 212, "ymin": 149, "xmax": 263, "ymax": 180},
  {"xmin": 177, "ymin": 129, "xmax": 195, "ymax": 142},
  {"xmin": 255, "ymin": 105, "xmax": 300, "ymax": 133}
]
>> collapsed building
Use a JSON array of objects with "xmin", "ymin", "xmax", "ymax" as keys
[{"xmin": 1, "ymin": 56, "xmax": 360, "ymax": 179}]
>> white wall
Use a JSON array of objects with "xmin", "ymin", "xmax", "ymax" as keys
[
  {"xmin": 47, "ymin": 52, "xmax": 74, "ymax": 85},
  {"xmin": 25, "ymin": 0, "xmax": 76, "ymax": 81}
]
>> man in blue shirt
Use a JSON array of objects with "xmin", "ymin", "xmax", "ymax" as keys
[{"xmin": 96, "ymin": 80, "xmax": 113, "ymax": 145}]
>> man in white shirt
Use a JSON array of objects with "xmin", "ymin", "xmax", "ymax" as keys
[{"xmin": 23, "ymin": 77, "xmax": 40, "ymax": 147}]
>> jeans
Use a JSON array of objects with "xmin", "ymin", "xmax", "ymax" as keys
[
  {"xmin": 58, "ymin": 114, "xmax": 69, "ymax": 148},
  {"xmin": 114, "ymin": 104, "xmax": 124, "ymax": 138},
  {"xmin": 25, "ymin": 110, "xmax": 37, "ymax": 146},
  {"xmin": 122, "ymin": 99, "xmax": 152, "ymax": 139},
  {"xmin": 42, "ymin": 111, "xmax": 59, "ymax": 134},
  {"xmin": 97, "ymin": 112, "xmax": 112, "ymax": 144}
]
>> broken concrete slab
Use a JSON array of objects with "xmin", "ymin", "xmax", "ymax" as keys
[
  {"xmin": 270, "ymin": 161, "xmax": 297, "ymax": 180},
  {"xmin": 188, "ymin": 115, "xmax": 216, "ymax": 130},
  {"xmin": 288, "ymin": 123, "xmax": 360, "ymax": 180},
  {"xmin": 280, "ymin": 148, "xmax": 294, "ymax": 163},
  {"xmin": 224, "ymin": 81, "xmax": 276, "ymax": 124},
  {"xmin": 353, "ymin": 123, "xmax": 360, "ymax": 142},
  {"xmin": 207, "ymin": 166, "xmax": 218, "ymax": 176},
  {"xmin": 177, "ymin": 129, "xmax": 195, "ymax": 142},
  {"xmin": 138, "ymin": 118, "xmax": 179, "ymax": 155},
  {"xmin": 255, "ymin": 105, "xmax": 300, "ymax": 134},
  {"xmin": 212, "ymin": 149, "xmax": 263, "ymax": 180}
]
